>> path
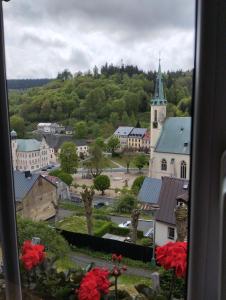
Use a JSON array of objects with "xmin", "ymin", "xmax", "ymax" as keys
[
  {"xmin": 109, "ymin": 159, "xmax": 124, "ymax": 169},
  {"xmin": 70, "ymin": 252, "xmax": 152, "ymax": 278}
]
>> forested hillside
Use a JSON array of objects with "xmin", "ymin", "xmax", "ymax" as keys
[
  {"xmin": 7, "ymin": 79, "xmax": 52, "ymax": 90},
  {"xmin": 9, "ymin": 64, "xmax": 192, "ymax": 139}
]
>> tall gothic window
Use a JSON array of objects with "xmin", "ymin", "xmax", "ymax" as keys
[
  {"xmin": 161, "ymin": 158, "xmax": 167, "ymax": 171},
  {"xmin": 154, "ymin": 110, "xmax": 157, "ymax": 122},
  {"xmin": 180, "ymin": 161, "xmax": 187, "ymax": 179}
]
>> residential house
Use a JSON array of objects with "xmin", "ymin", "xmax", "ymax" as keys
[
  {"xmin": 45, "ymin": 175, "xmax": 71, "ymax": 201},
  {"xmin": 155, "ymin": 176, "xmax": 189, "ymax": 246},
  {"xmin": 37, "ymin": 123, "xmax": 65, "ymax": 134},
  {"xmin": 142, "ymin": 131, "xmax": 151, "ymax": 152},
  {"xmin": 11, "ymin": 131, "xmax": 52, "ymax": 171},
  {"xmin": 65, "ymin": 126, "xmax": 73, "ymax": 135},
  {"xmin": 127, "ymin": 128, "xmax": 147, "ymax": 151},
  {"xmin": 35, "ymin": 133, "xmax": 89, "ymax": 160},
  {"xmin": 113, "ymin": 126, "xmax": 133, "ymax": 149},
  {"xmin": 14, "ymin": 170, "xmax": 57, "ymax": 221},
  {"xmin": 138, "ymin": 177, "xmax": 162, "ymax": 211},
  {"xmin": 149, "ymin": 60, "xmax": 190, "ymax": 180}
]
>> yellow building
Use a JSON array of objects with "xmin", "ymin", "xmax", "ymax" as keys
[{"xmin": 127, "ymin": 128, "xmax": 147, "ymax": 151}]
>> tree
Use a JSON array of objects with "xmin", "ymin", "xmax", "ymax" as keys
[
  {"xmin": 57, "ymin": 69, "xmax": 73, "ymax": 81},
  {"xmin": 175, "ymin": 202, "xmax": 188, "ymax": 242},
  {"xmin": 10, "ymin": 115, "xmax": 25, "ymax": 138},
  {"xmin": 115, "ymin": 194, "xmax": 137, "ymax": 213},
  {"xmin": 74, "ymin": 121, "xmax": 88, "ymax": 138},
  {"xmin": 135, "ymin": 120, "xmax": 141, "ymax": 128},
  {"xmin": 59, "ymin": 142, "xmax": 78, "ymax": 174},
  {"xmin": 130, "ymin": 209, "xmax": 140, "ymax": 244},
  {"xmin": 80, "ymin": 186, "xmax": 95, "ymax": 235},
  {"xmin": 134, "ymin": 154, "xmax": 148, "ymax": 173},
  {"xmin": 131, "ymin": 175, "xmax": 145, "ymax": 195},
  {"xmin": 94, "ymin": 175, "xmax": 110, "ymax": 195},
  {"xmin": 107, "ymin": 136, "xmax": 120, "ymax": 156},
  {"xmin": 85, "ymin": 143, "xmax": 104, "ymax": 177},
  {"xmin": 49, "ymin": 169, "xmax": 73, "ymax": 186},
  {"xmin": 95, "ymin": 137, "xmax": 106, "ymax": 150},
  {"xmin": 122, "ymin": 148, "xmax": 134, "ymax": 173}
]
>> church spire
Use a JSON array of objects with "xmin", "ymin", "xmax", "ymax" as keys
[{"xmin": 151, "ymin": 58, "xmax": 167, "ymax": 105}]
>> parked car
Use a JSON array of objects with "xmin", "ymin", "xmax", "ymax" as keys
[
  {"xmin": 71, "ymin": 194, "xmax": 82, "ymax": 203},
  {"xmin": 94, "ymin": 202, "xmax": 105, "ymax": 209},
  {"xmin": 118, "ymin": 221, "xmax": 131, "ymax": 228},
  {"xmin": 41, "ymin": 168, "xmax": 47, "ymax": 171},
  {"xmin": 47, "ymin": 165, "xmax": 52, "ymax": 169}
]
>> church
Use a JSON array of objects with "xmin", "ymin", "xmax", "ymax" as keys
[{"xmin": 149, "ymin": 61, "xmax": 191, "ymax": 180}]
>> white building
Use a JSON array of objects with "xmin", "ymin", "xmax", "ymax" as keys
[
  {"xmin": 149, "ymin": 60, "xmax": 191, "ymax": 180},
  {"xmin": 155, "ymin": 176, "xmax": 188, "ymax": 246},
  {"xmin": 37, "ymin": 123, "xmax": 65, "ymax": 134},
  {"xmin": 11, "ymin": 130, "xmax": 52, "ymax": 171}
]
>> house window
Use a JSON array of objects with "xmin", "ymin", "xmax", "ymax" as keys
[
  {"xmin": 168, "ymin": 227, "xmax": 175, "ymax": 240},
  {"xmin": 180, "ymin": 161, "xmax": 187, "ymax": 179},
  {"xmin": 161, "ymin": 158, "xmax": 167, "ymax": 171}
]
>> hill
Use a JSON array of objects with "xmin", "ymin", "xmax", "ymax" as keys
[
  {"xmin": 8, "ymin": 65, "xmax": 192, "ymax": 139},
  {"xmin": 7, "ymin": 79, "xmax": 53, "ymax": 90}
]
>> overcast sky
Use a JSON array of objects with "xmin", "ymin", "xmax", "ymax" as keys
[{"xmin": 3, "ymin": 0, "xmax": 195, "ymax": 79}]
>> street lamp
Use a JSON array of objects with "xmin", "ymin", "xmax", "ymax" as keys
[{"xmin": 150, "ymin": 205, "xmax": 160, "ymax": 266}]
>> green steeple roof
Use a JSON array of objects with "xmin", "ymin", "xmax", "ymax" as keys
[{"xmin": 151, "ymin": 59, "xmax": 167, "ymax": 106}]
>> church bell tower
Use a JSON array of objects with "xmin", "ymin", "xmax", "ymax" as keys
[{"xmin": 149, "ymin": 59, "xmax": 167, "ymax": 176}]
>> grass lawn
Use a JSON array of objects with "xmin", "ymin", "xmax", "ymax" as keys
[
  {"xmin": 57, "ymin": 215, "xmax": 112, "ymax": 235},
  {"xmin": 79, "ymin": 157, "xmax": 116, "ymax": 169}
]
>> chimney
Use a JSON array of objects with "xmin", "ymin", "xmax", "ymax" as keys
[{"xmin": 24, "ymin": 170, "xmax": 32, "ymax": 179}]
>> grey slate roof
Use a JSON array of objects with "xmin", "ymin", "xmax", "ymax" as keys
[
  {"xmin": 16, "ymin": 139, "xmax": 41, "ymax": 152},
  {"xmin": 35, "ymin": 133, "xmax": 88, "ymax": 150},
  {"xmin": 129, "ymin": 128, "xmax": 147, "ymax": 137},
  {"xmin": 14, "ymin": 171, "xmax": 39, "ymax": 202},
  {"xmin": 155, "ymin": 177, "xmax": 189, "ymax": 225},
  {"xmin": 155, "ymin": 117, "xmax": 191, "ymax": 155},
  {"xmin": 114, "ymin": 127, "xmax": 134, "ymax": 136},
  {"xmin": 138, "ymin": 177, "xmax": 162, "ymax": 204}
]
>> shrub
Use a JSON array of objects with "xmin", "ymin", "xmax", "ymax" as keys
[
  {"xmin": 160, "ymin": 270, "xmax": 186, "ymax": 299},
  {"xmin": 49, "ymin": 169, "xmax": 73, "ymax": 186},
  {"xmin": 139, "ymin": 237, "xmax": 152, "ymax": 247},
  {"xmin": 115, "ymin": 194, "xmax": 137, "ymax": 213},
  {"xmin": 94, "ymin": 175, "xmax": 110, "ymax": 195},
  {"xmin": 131, "ymin": 176, "xmax": 145, "ymax": 195},
  {"xmin": 110, "ymin": 225, "xmax": 143, "ymax": 239},
  {"xmin": 17, "ymin": 217, "xmax": 70, "ymax": 258},
  {"xmin": 95, "ymin": 222, "xmax": 112, "ymax": 237}
]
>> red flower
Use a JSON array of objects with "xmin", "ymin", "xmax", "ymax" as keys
[
  {"xmin": 20, "ymin": 240, "xmax": 45, "ymax": 271},
  {"xmin": 117, "ymin": 255, "xmax": 122, "ymax": 262},
  {"xmin": 78, "ymin": 268, "xmax": 110, "ymax": 300},
  {"xmin": 156, "ymin": 242, "xmax": 187, "ymax": 278},
  {"xmin": 112, "ymin": 254, "xmax": 117, "ymax": 261}
]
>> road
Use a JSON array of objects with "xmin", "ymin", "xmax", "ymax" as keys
[{"xmin": 70, "ymin": 252, "xmax": 152, "ymax": 278}]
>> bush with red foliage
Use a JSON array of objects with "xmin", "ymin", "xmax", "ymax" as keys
[
  {"xmin": 155, "ymin": 241, "xmax": 187, "ymax": 278},
  {"xmin": 20, "ymin": 240, "xmax": 45, "ymax": 271}
]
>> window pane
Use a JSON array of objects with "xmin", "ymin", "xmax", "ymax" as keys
[{"xmin": 3, "ymin": 0, "xmax": 195, "ymax": 299}]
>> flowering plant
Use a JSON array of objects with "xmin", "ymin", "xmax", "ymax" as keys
[
  {"xmin": 155, "ymin": 241, "xmax": 187, "ymax": 278},
  {"xmin": 77, "ymin": 268, "xmax": 110, "ymax": 300},
  {"xmin": 20, "ymin": 240, "xmax": 45, "ymax": 270},
  {"xmin": 156, "ymin": 242, "xmax": 187, "ymax": 299}
]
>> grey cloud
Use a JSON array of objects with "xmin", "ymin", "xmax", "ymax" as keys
[{"xmin": 21, "ymin": 32, "xmax": 66, "ymax": 48}]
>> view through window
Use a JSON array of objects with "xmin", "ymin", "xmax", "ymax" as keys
[{"xmin": 1, "ymin": 0, "xmax": 195, "ymax": 299}]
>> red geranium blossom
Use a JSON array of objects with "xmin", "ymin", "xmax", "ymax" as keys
[
  {"xmin": 156, "ymin": 242, "xmax": 187, "ymax": 278},
  {"xmin": 78, "ymin": 268, "xmax": 110, "ymax": 300},
  {"xmin": 20, "ymin": 240, "xmax": 45, "ymax": 271}
]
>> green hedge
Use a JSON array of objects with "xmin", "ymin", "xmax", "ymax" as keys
[
  {"xmin": 95, "ymin": 222, "xmax": 112, "ymax": 237},
  {"xmin": 109, "ymin": 225, "xmax": 144, "ymax": 238}
]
